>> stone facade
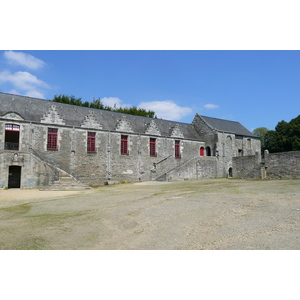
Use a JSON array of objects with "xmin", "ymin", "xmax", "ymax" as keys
[{"xmin": 0, "ymin": 93, "xmax": 260, "ymax": 189}]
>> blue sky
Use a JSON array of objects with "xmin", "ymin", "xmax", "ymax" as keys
[{"xmin": 1, "ymin": 50, "xmax": 300, "ymax": 132}]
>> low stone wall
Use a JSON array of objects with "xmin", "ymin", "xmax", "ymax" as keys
[
  {"xmin": 197, "ymin": 157, "xmax": 218, "ymax": 178},
  {"xmin": 232, "ymin": 153, "xmax": 261, "ymax": 179},
  {"xmin": 264, "ymin": 151, "xmax": 300, "ymax": 179},
  {"xmin": 233, "ymin": 150, "xmax": 300, "ymax": 180}
]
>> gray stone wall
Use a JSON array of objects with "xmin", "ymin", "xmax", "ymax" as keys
[
  {"xmin": 0, "ymin": 151, "xmax": 57, "ymax": 188},
  {"xmin": 197, "ymin": 157, "xmax": 218, "ymax": 178},
  {"xmin": 233, "ymin": 150, "xmax": 300, "ymax": 180},
  {"xmin": 264, "ymin": 151, "xmax": 300, "ymax": 179},
  {"xmin": 192, "ymin": 114, "xmax": 218, "ymax": 156},
  {"xmin": 232, "ymin": 153, "xmax": 262, "ymax": 179}
]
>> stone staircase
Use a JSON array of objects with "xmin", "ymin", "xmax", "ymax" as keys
[
  {"xmin": 154, "ymin": 156, "xmax": 198, "ymax": 181},
  {"xmin": 41, "ymin": 169, "xmax": 91, "ymax": 191},
  {"xmin": 28, "ymin": 148, "xmax": 91, "ymax": 191}
]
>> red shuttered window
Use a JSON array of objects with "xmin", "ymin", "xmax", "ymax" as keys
[
  {"xmin": 121, "ymin": 135, "xmax": 128, "ymax": 155},
  {"xmin": 175, "ymin": 140, "xmax": 181, "ymax": 158},
  {"xmin": 47, "ymin": 128, "xmax": 58, "ymax": 150},
  {"xmin": 150, "ymin": 138, "xmax": 156, "ymax": 157},
  {"xmin": 87, "ymin": 132, "xmax": 96, "ymax": 152}
]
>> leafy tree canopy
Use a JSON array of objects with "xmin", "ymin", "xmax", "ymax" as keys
[
  {"xmin": 252, "ymin": 127, "xmax": 269, "ymax": 151},
  {"xmin": 51, "ymin": 94, "xmax": 157, "ymax": 118},
  {"xmin": 254, "ymin": 115, "xmax": 300, "ymax": 153}
]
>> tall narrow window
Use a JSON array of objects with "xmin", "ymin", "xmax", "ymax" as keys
[
  {"xmin": 87, "ymin": 132, "xmax": 96, "ymax": 152},
  {"xmin": 47, "ymin": 128, "xmax": 58, "ymax": 150},
  {"xmin": 175, "ymin": 140, "xmax": 181, "ymax": 158},
  {"xmin": 121, "ymin": 135, "xmax": 128, "ymax": 155},
  {"xmin": 150, "ymin": 138, "xmax": 156, "ymax": 157},
  {"xmin": 5, "ymin": 124, "xmax": 20, "ymax": 150}
]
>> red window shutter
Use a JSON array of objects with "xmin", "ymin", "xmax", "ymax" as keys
[
  {"xmin": 175, "ymin": 140, "xmax": 181, "ymax": 158},
  {"xmin": 47, "ymin": 128, "xmax": 58, "ymax": 150},
  {"xmin": 150, "ymin": 138, "xmax": 156, "ymax": 156},
  {"xmin": 87, "ymin": 132, "xmax": 96, "ymax": 152},
  {"xmin": 121, "ymin": 135, "xmax": 128, "ymax": 155}
]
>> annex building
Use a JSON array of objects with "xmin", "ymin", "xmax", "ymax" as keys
[{"xmin": 0, "ymin": 93, "xmax": 261, "ymax": 189}]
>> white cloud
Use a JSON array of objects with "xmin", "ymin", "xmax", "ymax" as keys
[
  {"xmin": 138, "ymin": 100, "xmax": 193, "ymax": 121},
  {"xmin": 101, "ymin": 97, "xmax": 132, "ymax": 108},
  {"xmin": 4, "ymin": 50, "xmax": 46, "ymax": 70},
  {"xmin": 26, "ymin": 89, "xmax": 46, "ymax": 98},
  {"xmin": 0, "ymin": 70, "xmax": 49, "ymax": 99},
  {"xmin": 204, "ymin": 103, "xmax": 219, "ymax": 109},
  {"xmin": 100, "ymin": 97, "xmax": 193, "ymax": 121}
]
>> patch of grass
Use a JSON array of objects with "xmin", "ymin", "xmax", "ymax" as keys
[
  {"xmin": 0, "ymin": 203, "xmax": 31, "ymax": 215},
  {"xmin": 15, "ymin": 237, "xmax": 48, "ymax": 250},
  {"xmin": 28, "ymin": 211, "xmax": 92, "ymax": 226},
  {"xmin": 153, "ymin": 192, "xmax": 165, "ymax": 196}
]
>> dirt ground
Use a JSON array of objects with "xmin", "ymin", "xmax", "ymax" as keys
[{"xmin": 0, "ymin": 178, "xmax": 300, "ymax": 250}]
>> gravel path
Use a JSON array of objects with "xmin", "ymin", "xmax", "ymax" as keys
[{"xmin": 0, "ymin": 179, "xmax": 300, "ymax": 249}]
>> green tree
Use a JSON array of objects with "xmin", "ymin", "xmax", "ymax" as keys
[
  {"xmin": 263, "ymin": 115, "xmax": 300, "ymax": 153},
  {"xmin": 252, "ymin": 127, "xmax": 269, "ymax": 151},
  {"xmin": 52, "ymin": 94, "xmax": 83, "ymax": 105},
  {"xmin": 51, "ymin": 94, "xmax": 156, "ymax": 118}
]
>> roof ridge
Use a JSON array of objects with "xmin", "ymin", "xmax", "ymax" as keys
[{"xmin": 200, "ymin": 115, "xmax": 241, "ymax": 124}]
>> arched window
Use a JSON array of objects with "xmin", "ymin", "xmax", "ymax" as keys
[
  {"xmin": 200, "ymin": 147, "xmax": 205, "ymax": 156},
  {"xmin": 206, "ymin": 146, "xmax": 211, "ymax": 156}
]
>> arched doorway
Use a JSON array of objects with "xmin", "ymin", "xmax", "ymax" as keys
[
  {"xmin": 228, "ymin": 167, "xmax": 233, "ymax": 178},
  {"xmin": 206, "ymin": 146, "xmax": 211, "ymax": 156},
  {"xmin": 200, "ymin": 147, "xmax": 205, "ymax": 156},
  {"xmin": 8, "ymin": 166, "xmax": 22, "ymax": 188}
]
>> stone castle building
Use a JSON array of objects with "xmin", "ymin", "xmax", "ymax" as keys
[{"xmin": 0, "ymin": 93, "xmax": 261, "ymax": 189}]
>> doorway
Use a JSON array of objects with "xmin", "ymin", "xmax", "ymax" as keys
[
  {"xmin": 228, "ymin": 167, "xmax": 233, "ymax": 178},
  {"xmin": 8, "ymin": 166, "xmax": 22, "ymax": 188}
]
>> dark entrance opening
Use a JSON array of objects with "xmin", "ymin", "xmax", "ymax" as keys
[
  {"xmin": 228, "ymin": 167, "xmax": 233, "ymax": 178},
  {"xmin": 8, "ymin": 166, "xmax": 22, "ymax": 188},
  {"xmin": 206, "ymin": 146, "xmax": 211, "ymax": 156},
  {"xmin": 5, "ymin": 124, "xmax": 20, "ymax": 151}
]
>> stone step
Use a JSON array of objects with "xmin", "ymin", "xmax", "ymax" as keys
[{"xmin": 41, "ymin": 173, "xmax": 91, "ymax": 191}]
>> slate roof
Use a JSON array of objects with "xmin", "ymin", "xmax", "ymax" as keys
[
  {"xmin": 0, "ymin": 93, "xmax": 202, "ymax": 141},
  {"xmin": 200, "ymin": 115, "xmax": 256, "ymax": 137}
]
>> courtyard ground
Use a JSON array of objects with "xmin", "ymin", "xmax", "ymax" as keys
[{"xmin": 0, "ymin": 178, "xmax": 300, "ymax": 250}]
